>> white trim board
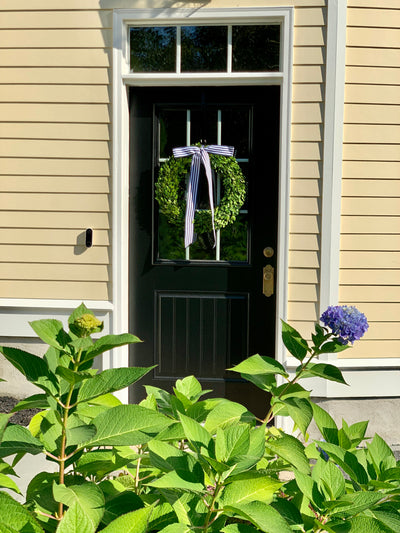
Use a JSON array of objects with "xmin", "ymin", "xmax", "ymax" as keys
[
  {"xmin": 112, "ymin": 7, "xmax": 294, "ymax": 403},
  {"xmin": 0, "ymin": 299, "xmax": 112, "ymax": 338}
]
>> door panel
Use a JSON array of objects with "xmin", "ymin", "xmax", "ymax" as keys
[{"xmin": 129, "ymin": 86, "xmax": 280, "ymax": 416}]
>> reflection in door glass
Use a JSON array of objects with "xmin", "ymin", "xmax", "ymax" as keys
[
  {"xmin": 221, "ymin": 108, "xmax": 250, "ymax": 158},
  {"xmin": 158, "ymin": 109, "xmax": 187, "ymax": 158}
]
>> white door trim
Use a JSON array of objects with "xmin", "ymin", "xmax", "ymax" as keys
[{"xmin": 112, "ymin": 7, "xmax": 294, "ymax": 403}]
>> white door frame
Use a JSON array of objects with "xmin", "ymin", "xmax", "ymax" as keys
[{"xmin": 111, "ymin": 7, "xmax": 294, "ymax": 403}]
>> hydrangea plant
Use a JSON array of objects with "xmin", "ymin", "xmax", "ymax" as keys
[{"xmin": 0, "ymin": 304, "xmax": 398, "ymax": 533}]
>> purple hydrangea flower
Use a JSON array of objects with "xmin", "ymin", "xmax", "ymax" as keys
[{"xmin": 320, "ymin": 305, "xmax": 369, "ymax": 345}]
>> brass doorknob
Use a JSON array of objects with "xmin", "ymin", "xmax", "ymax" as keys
[{"xmin": 263, "ymin": 247, "xmax": 274, "ymax": 258}]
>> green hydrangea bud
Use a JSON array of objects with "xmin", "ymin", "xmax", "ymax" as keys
[{"xmin": 73, "ymin": 313, "xmax": 103, "ymax": 337}]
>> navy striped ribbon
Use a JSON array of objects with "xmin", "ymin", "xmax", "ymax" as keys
[{"xmin": 172, "ymin": 145, "xmax": 234, "ymax": 248}]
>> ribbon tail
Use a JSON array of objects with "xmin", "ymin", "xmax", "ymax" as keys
[
  {"xmin": 201, "ymin": 150, "xmax": 216, "ymax": 248},
  {"xmin": 184, "ymin": 153, "xmax": 200, "ymax": 248}
]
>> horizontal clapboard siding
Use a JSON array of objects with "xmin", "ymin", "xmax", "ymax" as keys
[
  {"xmin": 288, "ymin": 3, "xmax": 326, "ymax": 338},
  {"xmin": 340, "ymin": 2, "xmax": 400, "ymax": 358},
  {"xmin": 0, "ymin": 5, "xmax": 111, "ymax": 300}
]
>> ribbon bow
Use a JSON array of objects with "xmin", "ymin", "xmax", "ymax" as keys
[{"xmin": 172, "ymin": 144, "xmax": 235, "ymax": 248}]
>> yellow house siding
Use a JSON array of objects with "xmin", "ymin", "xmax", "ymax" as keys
[
  {"xmin": 289, "ymin": 3, "xmax": 326, "ymax": 337},
  {"xmin": 340, "ymin": 2, "xmax": 400, "ymax": 358},
  {"xmin": 0, "ymin": 6, "xmax": 112, "ymax": 300}
]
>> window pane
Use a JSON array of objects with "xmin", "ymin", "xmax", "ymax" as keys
[
  {"xmin": 130, "ymin": 27, "xmax": 176, "ymax": 72},
  {"xmin": 221, "ymin": 107, "xmax": 250, "ymax": 159},
  {"xmin": 158, "ymin": 214, "xmax": 185, "ymax": 260},
  {"xmin": 220, "ymin": 214, "xmax": 248, "ymax": 262},
  {"xmin": 158, "ymin": 108, "xmax": 187, "ymax": 158},
  {"xmin": 181, "ymin": 26, "xmax": 227, "ymax": 72},
  {"xmin": 232, "ymin": 25, "xmax": 280, "ymax": 71}
]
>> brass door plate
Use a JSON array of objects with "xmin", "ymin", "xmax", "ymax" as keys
[{"xmin": 263, "ymin": 264, "xmax": 274, "ymax": 297}]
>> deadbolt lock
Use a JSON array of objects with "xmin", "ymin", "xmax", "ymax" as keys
[
  {"xmin": 263, "ymin": 264, "xmax": 274, "ymax": 297},
  {"xmin": 263, "ymin": 247, "xmax": 274, "ymax": 258}
]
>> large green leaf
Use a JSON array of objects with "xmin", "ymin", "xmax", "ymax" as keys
[
  {"xmin": 225, "ymin": 501, "xmax": 292, "ymax": 533},
  {"xmin": 0, "ymin": 491, "xmax": 44, "ymax": 533},
  {"xmin": 80, "ymin": 404, "xmax": 172, "ymax": 447},
  {"xmin": 0, "ymin": 424, "xmax": 43, "ymax": 458},
  {"xmin": 266, "ymin": 434, "xmax": 310, "ymax": 474},
  {"xmin": 53, "ymin": 482, "xmax": 105, "ymax": 531},
  {"xmin": 158, "ymin": 525, "xmax": 192, "ymax": 533},
  {"xmin": 318, "ymin": 460, "xmax": 345, "ymax": 501},
  {"xmin": 204, "ymin": 400, "xmax": 255, "ymax": 433},
  {"xmin": 100, "ymin": 505, "xmax": 154, "ymax": 533},
  {"xmin": 215, "ymin": 424, "xmax": 250, "ymax": 464},
  {"xmin": 311, "ymin": 402, "xmax": 339, "ymax": 445},
  {"xmin": 316, "ymin": 441, "xmax": 368, "ymax": 485},
  {"xmin": 147, "ymin": 470, "xmax": 204, "ymax": 493},
  {"xmin": 0, "ymin": 473, "xmax": 21, "ymax": 494},
  {"xmin": 278, "ymin": 397, "xmax": 312, "ymax": 437},
  {"xmin": 77, "ymin": 366, "xmax": 153, "ymax": 404},
  {"xmin": 11, "ymin": 394, "xmax": 49, "ymax": 412},
  {"xmin": 179, "ymin": 413, "xmax": 211, "ymax": 452},
  {"xmin": 222, "ymin": 473, "xmax": 282, "ymax": 506},
  {"xmin": 174, "ymin": 375, "xmax": 204, "ymax": 404},
  {"xmin": 281, "ymin": 320, "xmax": 309, "ymax": 361},
  {"xmin": 372, "ymin": 510, "xmax": 400, "ymax": 532},
  {"xmin": 101, "ymin": 492, "xmax": 144, "ymax": 527},
  {"xmin": 328, "ymin": 514, "xmax": 391, "ymax": 533},
  {"xmin": 0, "ymin": 414, "xmax": 11, "ymax": 441},
  {"xmin": 29, "ymin": 319, "xmax": 71, "ymax": 350},
  {"xmin": 39, "ymin": 409, "xmax": 63, "ymax": 455},
  {"xmin": 0, "ymin": 346, "xmax": 58, "ymax": 395},
  {"xmin": 300, "ymin": 363, "xmax": 347, "ymax": 385},
  {"xmin": 367, "ymin": 433, "xmax": 397, "ymax": 477},
  {"xmin": 75, "ymin": 449, "xmax": 131, "ymax": 479},
  {"xmin": 294, "ymin": 470, "xmax": 324, "ymax": 510},
  {"xmin": 56, "ymin": 502, "xmax": 95, "ymax": 533},
  {"xmin": 84, "ymin": 334, "xmax": 142, "ymax": 361},
  {"xmin": 232, "ymin": 424, "xmax": 266, "ymax": 474},
  {"xmin": 229, "ymin": 354, "xmax": 288, "ymax": 379},
  {"xmin": 327, "ymin": 491, "xmax": 383, "ymax": 518},
  {"xmin": 222, "ymin": 525, "xmax": 260, "ymax": 533}
]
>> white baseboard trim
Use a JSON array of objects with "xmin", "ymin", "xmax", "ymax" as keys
[{"xmin": 0, "ymin": 299, "xmax": 113, "ymax": 337}]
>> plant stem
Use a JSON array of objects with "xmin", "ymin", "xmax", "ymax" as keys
[
  {"xmin": 57, "ymin": 348, "xmax": 82, "ymax": 519},
  {"xmin": 203, "ymin": 477, "xmax": 223, "ymax": 532},
  {"xmin": 263, "ymin": 346, "xmax": 322, "ymax": 425}
]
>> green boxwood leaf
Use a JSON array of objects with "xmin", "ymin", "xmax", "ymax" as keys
[
  {"xmin": 281, "ymin": 320, "xmax": 309, "ymax": 361},
  {"xmin": 0, "ymin": 491, "xmax": 44, "ymax": 533},
  {"xmin": 77, "ymin": 366, "xmax": 153, "ymax": 404}
]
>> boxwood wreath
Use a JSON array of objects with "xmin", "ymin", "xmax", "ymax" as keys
[{"xmin": 155, "ymin": 150, "xmax": 247, "ymax": 235}]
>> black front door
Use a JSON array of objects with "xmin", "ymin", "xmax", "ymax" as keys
[{"xmin": 129, "ymin": 86, "xmax": 280, "ymax": 416}]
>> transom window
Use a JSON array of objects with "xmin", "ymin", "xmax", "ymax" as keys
[{"xmin": 129, "ymin": 25, "xmax": 280, "ymax": 73}]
